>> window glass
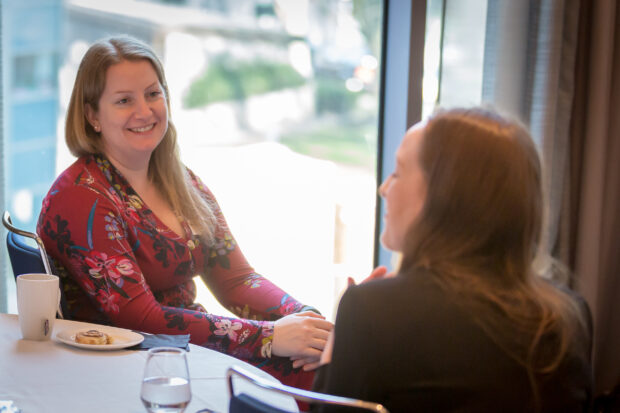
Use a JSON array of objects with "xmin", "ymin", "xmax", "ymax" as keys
[
  {"xmin": 421, "ymin": 0, "xmax": 488, "ymax": 116},
  {"xmin": 421, "ymin": 0, "xmax": 443, "ymax": 118},
  {"xmin": 1, "ymin": 0, "xmax": 383, "ymax": 320},
  {"xmin": 13, "ymin": 53, "xmax": 59, "ymax": 92},
  {"xmin": 437, "ymin": 0, "xmax": 487, "ymax": 108}
]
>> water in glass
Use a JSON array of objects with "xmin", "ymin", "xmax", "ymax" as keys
[{"xmin": 141, "ymin": 347, "xmax": 191, "ymax": 413}]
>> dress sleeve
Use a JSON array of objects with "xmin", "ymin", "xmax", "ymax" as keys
[
  {"xmin": 189, "ymin": 171, "xmax": 320, "ymax": 320},
  {"xmin": 38, "ymin": 183, "xmax": 276, "ymax": 361},
  {"xmin": 312, "ymin": 286, "xmax": 382, "ymax": 411}
]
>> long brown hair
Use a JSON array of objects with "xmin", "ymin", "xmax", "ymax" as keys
[
  {"xmin": 400, "ymin": 107, "xmax": 587, "ymax": 406},
  {"xmin": 65, "ymin": 36, "xmax": 216, "ymax": 242}
]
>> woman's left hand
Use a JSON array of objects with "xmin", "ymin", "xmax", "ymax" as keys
[
  {"xmin": 291, "ymin": 355, "xmax": 322, "ymax": 371},
  {"xmin": 272, "ymin": 311, "xmax": 333, "ymax": 362},
  {"xmin": 291, "ymin": 329, "xmax": 335, "ymax": 371}
]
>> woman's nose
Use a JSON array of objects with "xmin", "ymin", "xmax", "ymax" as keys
[
  {"xmin": 378, "ymin": 177, "xmax": 389, "ymax": 197},
  {"xmin": 133, "ymin": 97, "xmax": 152, "ymax": 118}
]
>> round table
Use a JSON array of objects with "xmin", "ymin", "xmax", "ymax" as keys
[{"xmin": 0, "ymin": 313, "xmax": 298, "ymax": 412}]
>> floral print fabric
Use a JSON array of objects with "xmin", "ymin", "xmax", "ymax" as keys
[{"xmin": 37, "ymin": 155, "xmax": 316, "ymax": 385}]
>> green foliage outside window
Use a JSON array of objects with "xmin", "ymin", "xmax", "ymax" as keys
[
  {"xmin": 314, "ymin": 77, "xmax": 359, "ymax": 115},
  {"xmin": 280, "ymin": 119, "xmax": 376, "ymax": 168},
  {"xmin": 183, "ymin": 57, "xmax": 306, "ymax": 108}
]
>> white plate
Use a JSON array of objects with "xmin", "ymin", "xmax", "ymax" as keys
[{"xmin": 54, "ymin": 326, "xmax": 144, "ymax": 350}]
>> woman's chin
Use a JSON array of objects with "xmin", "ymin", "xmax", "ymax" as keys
[{"xmin": 380, "ymin": 233, "xmax": 400, "ymax": 253}]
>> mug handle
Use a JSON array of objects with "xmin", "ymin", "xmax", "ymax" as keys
[{"xmin": 56, "ymin": 287, "xmax": 64, "ymax": 319}]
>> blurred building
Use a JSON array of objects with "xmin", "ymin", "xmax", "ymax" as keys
[{"xmin": 2, "ymin": 0, "xmax": 63, "ymax": 231}]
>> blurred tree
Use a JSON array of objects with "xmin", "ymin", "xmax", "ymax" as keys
[
  {"xmin": 184, "ymin": 57, "xmax": 305, "ymax": 108},
  {"xmin": 353, "ymin": 0, "xmax": 383, "ymax": 60}
]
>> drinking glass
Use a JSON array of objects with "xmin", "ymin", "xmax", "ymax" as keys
[{"xmin": 140, "ymin": 347, "xmax": 191, "ymax": 413}]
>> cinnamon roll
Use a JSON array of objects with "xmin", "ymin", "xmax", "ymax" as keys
[{"xmin": 75, "ymin": 329, "xmax": 110, "ymax": 345}]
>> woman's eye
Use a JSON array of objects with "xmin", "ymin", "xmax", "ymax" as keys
[
  {"xmin": 116, "ymin": 98, "xmax": 129, "ymax": 105},
  {"xmin": 149, "ymin": 90, "xmax": 162, "ymax": 98}
]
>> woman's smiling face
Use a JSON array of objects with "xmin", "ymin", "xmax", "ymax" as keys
[{"xmin": 86, "ymin": 59, "xmax": 168, "ymax": 168}]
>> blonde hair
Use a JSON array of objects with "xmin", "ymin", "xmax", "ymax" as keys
[
  {"xmin": 65, "ymin": 36, "xmax": 216, "ymax": 242},
  {"xmin": 400, "ymin": 107, "xmax": 587, "ymax": 408}
]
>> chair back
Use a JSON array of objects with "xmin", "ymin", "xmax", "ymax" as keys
[
  {"xmin": 230, "ymin": 393, "xmax": 291, "ymax": 413},
  {"xmin": 227, "ymin": 365, "xmax": 389, "ymax": 413},
  {"xmin": 3, "ymin": 211, "xmax": 54, "ymax": 276},
  {"xmin": 6, "ymin": 231, "xmax": 50, "ymax": 276},
  {"xmin": 3, "ymin": 211, "xmax": 64, "ymax": 318}
]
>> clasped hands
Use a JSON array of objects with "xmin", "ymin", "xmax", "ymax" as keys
[
  {"xmin": 272, "ymin": 266, "xmax": 393, "ymax": 371},
  {"xmin": 273, "ymin": 310, "xmax": 332, "ymax": 372}
]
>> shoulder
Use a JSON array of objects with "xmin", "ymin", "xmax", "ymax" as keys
[
  {"xmin": 184, "ymin": 166, "xmax": 216, "ymax": 198},
  {"xmin": 337, "ymin": 269, "xmax": 449, "ymax": 322},
  {"xmin": 41, "ymin": 155, "xmax": 121, "ymax": 215},
  {"xmin": 551, "ymin": 281, "xmax": 592, "ymax": 324},
  {"xmin": 184, "ymin": 166, "xmax": 204, "ymax": 190},
  {"xmin": 184, "ymin": 166, "xmax": 224, "ymax": 212},
  {"xmin": 47, "ymin": 155, "xmax": 110, "ymax": 191},
  {"xmin": 344, "ymin": 269, "xmax": 444, "ymax": 304},
  {"xmin": 541, "ymin": 279, "xmax": 593, "ymax": 345},
  {"xmin": 48, "ymin": 156, "xmax": 89, "ymax": 186}
]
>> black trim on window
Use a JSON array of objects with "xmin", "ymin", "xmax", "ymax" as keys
[{"xmin": 374, "ymin": 0, "xmax": 426, "ymax": 269}]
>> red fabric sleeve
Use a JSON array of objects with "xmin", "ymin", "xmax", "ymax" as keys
[{"xmin": 38, "ymin": 165, "xmax": 274, "ymax": 360}]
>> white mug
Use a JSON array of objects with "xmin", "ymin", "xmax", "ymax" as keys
[{"xmin": 16, "ymin": 273, "xmax": 60, "ymax": 341}]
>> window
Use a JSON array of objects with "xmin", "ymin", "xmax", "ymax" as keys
[
  {"xmin": 375, "ymin": 0, "xmax": 489, "ymax": 267},
  {"xmin": 13, "ymin": 53, "xmax": 59, "ymax": 92},
  {"xmin": 1, "ymin": 0, "xmax": 384, "ymax": 320},
  {"xmin": 421, "ymin": 0, "xmax": 488, "ymax": 118}
]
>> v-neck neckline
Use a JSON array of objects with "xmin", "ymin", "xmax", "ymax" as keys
[{"xmin": 94, "ymin": 154, "xmax": 193, "ymax": 242}]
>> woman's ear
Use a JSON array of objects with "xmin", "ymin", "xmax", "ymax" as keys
[{"xmin": 84, "ymin": 103, "xmax": 100, "ymax": 132}]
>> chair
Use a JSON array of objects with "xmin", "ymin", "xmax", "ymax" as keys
[
  {"xmin": 3, "ymin": 211, "xmax": 65, "ymax": 318},
  {"xmin": 227, "ymin": 365, "xmax": 389, "ymax": 413}
]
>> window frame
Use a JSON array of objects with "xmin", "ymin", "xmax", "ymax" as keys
[
  {"xmin": 0, "ymin": 0, "xmax": 427, "ymax": 312},
  {"xmin": 374, "ymin": 0, "xmax": 426, "ymax": 270}
]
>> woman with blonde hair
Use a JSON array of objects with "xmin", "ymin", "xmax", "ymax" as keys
[
  {"xmin": 313, "ymin": 107, "xmax": 592, "ymax": 412},
  {"xmin": 37, "ymin": 35, "xmax": 332, "ymax": 389}
]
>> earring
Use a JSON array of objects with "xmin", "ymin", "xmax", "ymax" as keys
[{"xmin": 94, "ymin": 124, "xmax": 100, "ymax": 132}]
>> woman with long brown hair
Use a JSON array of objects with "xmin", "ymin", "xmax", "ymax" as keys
[
  {"xmin": 314, "ymin": 107, "xmax": 592, "ymax": 412},
  {"xmin": 37, "ymin": 35, "xmax": 332, "ymax": 389}
]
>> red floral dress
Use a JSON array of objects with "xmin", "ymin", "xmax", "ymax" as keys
[{"xmin": 37, "ymin": 154, "xmax": 316, "ymax": 388}]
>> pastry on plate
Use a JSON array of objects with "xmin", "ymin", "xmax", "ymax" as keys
[{"xmin": 75, "ymin": 329, "xmax": 111, "ymax": 345}]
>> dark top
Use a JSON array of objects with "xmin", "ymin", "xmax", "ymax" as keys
[{"xmin": 313, "ymin": 270, "xmax": 592, "ymax": 412}]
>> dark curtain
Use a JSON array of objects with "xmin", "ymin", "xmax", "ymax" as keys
[
  {"xmin": 482, "ymin": 0, "xmax": 620, "ymax": 399},
  {"xmin": 563, "ymin": 0, "xmax": 620, "ymax": 398},
  {"xmin": 482, "ymin": 0, "xmax": 580, "ymax": 284}
]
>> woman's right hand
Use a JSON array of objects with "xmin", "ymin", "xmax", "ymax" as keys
[
  {"xmin": 272, "ymin": 311, "xmax": 333, "ymax": 360},
  {"xmin": 347, "ymin": 265, "xmax": 394, "ymax": 287}
]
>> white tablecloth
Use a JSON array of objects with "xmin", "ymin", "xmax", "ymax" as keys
[{"xmin": 0, "ymin": 313, "xmax": 298, "ymax": 412}]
